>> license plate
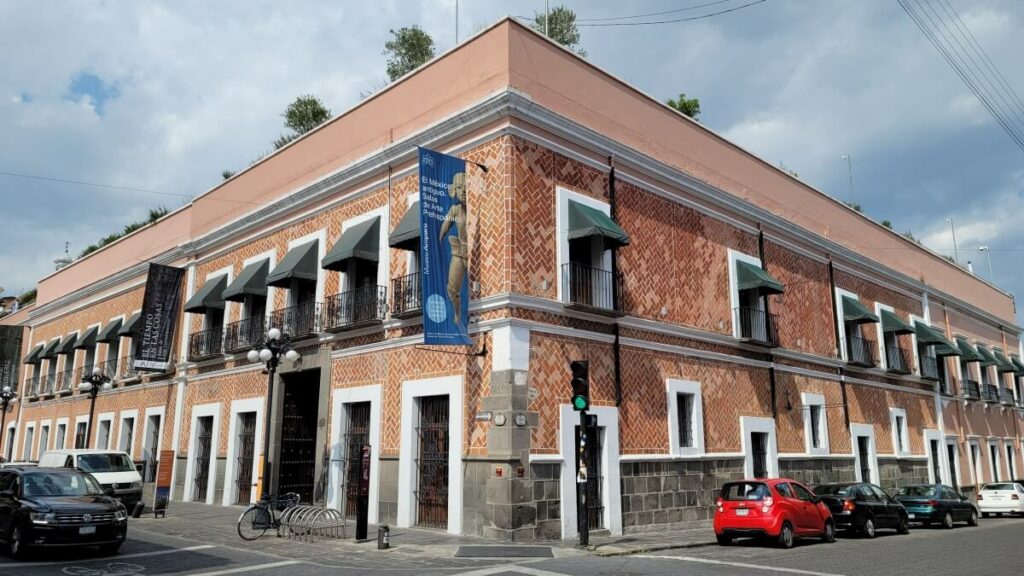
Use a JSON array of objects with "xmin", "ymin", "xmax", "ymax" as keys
[
  {"xmin": 908, "ymin": 514, "xmax": 915, "ymax": 519},
  {"xmin": 735, "ymin": 508, "xmax": 749, "ymax": 516},
  {"xmin": 79, "ymin": 526, "xmax": 96, "ymax": 535}
]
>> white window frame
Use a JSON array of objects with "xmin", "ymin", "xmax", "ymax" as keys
[
  {"xmin": 874, "ymin": 303, "xmax": 895, "ymax": 370},
  {"xmin": 61, "ymin": 330, "xmax": 80, "ymax": 374},
  {"xmin": 5, "ymin": 423, "xmax": 17, "ymax": 460},
  {"xmin": 37, "ymin": 420, "xmax": 51, "ymax": 457},
  {"xmin": 22, "ymin": 422, "xmax": 35, "ymax": 461},
  {"xmin": 923, "ymin": 428, "xmax": 945, "ymax": 484},
  {"xmin": 222, "ymin": 397, "xmax": 264, "ymax": 506},
  {"xmin": 740, "ymin": 416, "xmax": 778, "ymax": 479},
  {"xmin": 889, "ymin": 407, "xmax": 910, "ymax": 456},
  {"xmin": 118, "ymin": 409, "xmax": 138, "ymax": 457},
  {"xmin": 202, "ymin": 267, "xmax": 233, "ymax": 334},
  {"xmin": 850, "ymin": 422, "xmax": 880, "ymax": 484},
  {"xmin": 666, "ymin": 379, "xmax": 704, "ymax": 457},
  {"xmin": 801, "ymin": 392, "xmax": 829, "ymax": 455},
  {"xmin": 82, "ymin": 322, "xmax": 101, "ymax": 372},
  {"xmin": 834, "ymin": 287, "xmax": 859, "ymax": 361},
  {"xmin": 727, "ymin": 250, "xmax": 765, "ymax": 339},
  {"xmin": 241, "ymin": 250, "xmax": 277, "ymax": 326},
  {"xmin": 907, "ymin": 314, "xmax": 924, "ymax": 376},
  {"xmin": 96, "ymin": 411, "xmax": 115, "ymax": 450},
  {"xmin": 555, "ymin": 186, "xmax": 613, "ymax": 304},
  {"xmin": 558, "ymin": 403, "xmax": 622, "ymax": 539},
  {"xmin": 966, "ymin": 438, "xmax": 982, "ymax": 484},
  {"xmin": 284, "ymin": 230, "xmax": 327, "ymax": 307},
  {"xmin": 55, "ymin": 417, "xmax": 69, "ymax": 451},
  {"xmin": 338, "ymin": 207, "xmax": 389, "ymax": 295},
  {"xmin": 988, "ymin": 439, "xmax": 1001, "ymax": 482},
  {"xmin": 141, "ymin": 406, "xmax": 166, "ymax": 473},
  {"xmin": 74, "ymin": 415, "xmax": 90, "ymax": 449},
  {"xmin": 184, "ymin": 402, "xmax": 221, "ymax": 505},
  {"xmin": 329, "ymin": 384, "xmax": 382, "ymax": 521},
  {"xmin": 945, "ymin": 436, "xmax": 962, "ymax": 487},
  {"xmin": 1005, "ymin": 439, "xmax": 1017, "ymax": 479}
]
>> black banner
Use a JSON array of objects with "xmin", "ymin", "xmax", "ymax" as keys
[
  {"xmin": 134, "ymin": 263, "xmax": 186, "ymax": 372},
  {"xmin": 0, "ymin": 325, "xmax": 22, "ymax": 390}
]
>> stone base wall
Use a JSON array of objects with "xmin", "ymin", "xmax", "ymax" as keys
[
  {"xmin": 532, "ymin": 463, "xmax": 561, "ymax": 540},
  {"xmin": 620, "ymin": 458, "xmax": 743, "ymax": 533},
  {"xmin": 779, "ymin": 457, "xmax": 856, "ymax": 486},
  {"xmin": 878, "ymin": 457, "xmax": 929, "ymax": 493},
  {"xmin": 377, "ymin": 457, "xmax": 398, "ymax": 526}
]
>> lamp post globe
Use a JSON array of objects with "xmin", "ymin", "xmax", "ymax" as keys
[
  {"xmin": 259, "ymin": 348, "xmax": 273, "ymax": 362},
  {"xmin": 285, "ymin": 349, "xmax": 300, "ymax": 362},
  {"xmin": 247, "ymin": 349, "xmax": 260, "ymax": 363},
  {"xmin": 79, "ymin": 382, "xmax": 93, "ymax": 393},
  {"xmin": 247, "ymin": 327, "xmax": 299, "ymax": 501},
  {"xmin": 267, "ymin": 327, "xmax": 281, "ymax": 340}
]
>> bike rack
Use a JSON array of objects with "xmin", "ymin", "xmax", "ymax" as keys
[{"xmin": 279, "ymin": 505, "xmax": 347, "ymax": 542}]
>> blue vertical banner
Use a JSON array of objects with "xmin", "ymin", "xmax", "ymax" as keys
[{"xmin": 419, "ymin": 147, "xmax": 471, "ymax": 345}]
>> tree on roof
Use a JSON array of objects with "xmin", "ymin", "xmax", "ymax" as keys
[
  {"xmin": 384, "ymin": 26, "xmax": 436, "ymax": 82},
  {"xmin": 273, "ymin": 95, "xmax": 333, "ymax": 150},
  {"xmin": 78, "ymin": 207, "xmax": 169, "ymax": 258},
  {"xmin": 667, "ymin": 93, "xmax": 701, "ymax": 120},
  {"xmin": 533, "ymin": 5, "xmax": 586, "ymax": 57}
]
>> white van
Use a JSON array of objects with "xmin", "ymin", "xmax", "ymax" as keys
[{"xmin": 38, "ymin": 449, "xmax": 143, "ymax": 508}]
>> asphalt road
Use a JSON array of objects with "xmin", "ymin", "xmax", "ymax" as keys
[{"xmin": 0, "ymin": 517, "xmax": 1021, "ymax": 575}]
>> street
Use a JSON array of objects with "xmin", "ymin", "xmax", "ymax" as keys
[{"xmin": 0, "ymin": 517, "xmax": 1021, "ymax": 575}]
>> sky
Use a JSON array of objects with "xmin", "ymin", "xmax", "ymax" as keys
[{"xmin": 2, "ymin": 0, "xmax": 1023, "ymax": 321}]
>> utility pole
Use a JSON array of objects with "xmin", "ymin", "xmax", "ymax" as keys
[
  {"xmin": 545, "ymin": 0, "xmax": 550, "ymax": 37},
  {"xmin": 946, "ymin": 218, "xmax": 960, "ymax": 265},
  {"xmin": 570, "ymin": 360, "xmax": 590, "ymax": 546},
  {"xmin": 841, "ymin": 154, "xmax": 854, "ymax": 205},
  {"xmin": 979, "ymin": 246, "xmax": 994, "ymax": 282},
  {"xmin": 455, "ymin": 0, "xmax": 459, "ymax": 43}
]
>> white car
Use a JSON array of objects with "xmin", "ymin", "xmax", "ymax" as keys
[
  {"xmin": 37, "ymin": 449, "xmax": 143, "ymax": 509},
  {"xmin": 977, "ymin": 482, "xmax": 1024, "ymax": 517}
]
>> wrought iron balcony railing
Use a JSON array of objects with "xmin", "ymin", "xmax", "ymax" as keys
[
  {"xmin": 55, "ymin": 368, "xmax": 75, "ymax": 394},
  {"xmin": 561, "ymin": 262, "xmax": 623, "ymax": 314},
  {"xmin": 188, "ymin": 327, "xmax": 224, "ymax": 361},
  {"xmin": 74, "ymin": 364, "xmax": 93, "ymax": 388},
  {"xmin": 919, "ymin": 354, "xmax": 939, "ymax": 381},
  {"xmin": 885, "ymin": 345, "xmax": 913, "ymax": 375},
  {"xmin": 734, "ymin": 307, "xmax": 779, "ymax": 347},
  {"xmin": 118, "ymin": 355, "xmax": 141, "ymax": 382},
  {"xmin": 323, "ymin": 285, "xmax": 387, "ymax": 331},
  {"xmin": 223, "ymin": 316, "xmax": 266, "ymax": 353},
  {"xmin": 391, "ymin": 272, "xmax": 422, "ymax": 319},
  {"xmin": 961, "ymin": 378, "xmax": 980, "ymax": 400},
  {"xmin": 40, "ymin": 373, "xmax": 54, "ymax": 396},
  {"xmin": 999, "ymin": 387, "xmax": 1015, "ymax": 406},
  {"xmin": 269, "ymin": 300, "xmax": 321, "ymax": 340},
  {"xmin": 846, "ymin": 335, "xmax": 877, "ymax": 368},
  {"xmin": 981, "ymin": 383, "xmax": 999, "ymax": 403}
]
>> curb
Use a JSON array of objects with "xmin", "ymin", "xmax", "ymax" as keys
[{"xmin": 592, "ymin": 540, "xmax": 716, "ymax": 557}]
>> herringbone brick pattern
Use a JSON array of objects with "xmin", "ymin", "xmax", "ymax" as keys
[
  {"xmin": 845, "ymin": 384, "xmax": 935, "ymax": 454},
  {"xmin": 763, "ymin": 242, "xmax": 836, "ymax": 357}
]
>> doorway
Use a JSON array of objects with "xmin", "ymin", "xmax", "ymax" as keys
[
  {"xmin": 857, "ymin": 436, "xmax": 872, "ymax": 482},
  {"xmin": 193, "ymin": 416, "xmax": 213, "ymax": 502},
  {"xmin": 234, "ymin": 412, "xmax": 257, "ymax": 505},
  {"xmin": 575, "ymin": 418, "xmax": 604, "ymax": 530},
  {"xmin": 946, "ymin": 442, "xmax": 958, "ymax": 487},
  {"xmin": 751, "ymin": 432, "xmax": 769, "ymax": 479},
  {"xmin": 930, "ymin": 439, "xmax": 942, "ymax": 484},
  {"xmin": 343, "ymin": 402, "xmax": 371, "ymax": 518},
  {"xmin": 416, "ymin": 395, "xmax": 449, "ymax": 529},
  {"xmin": 278, "ymin": 371, "xmax": 320, "ymax": 504}
]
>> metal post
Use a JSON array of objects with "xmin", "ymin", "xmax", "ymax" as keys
[
  {"xmin": 842, "ymin": 154, "xmax": 854, "ymax": 204},
  {"xmin": 260, "ymin": 357, "xmax": 277, "ymax": 500},
  {"xmin": 86, "ymin": 390, "xmax": 98, "ymax": 448},
  {"xmin": 545, "ymin": 0, "xmax": 550, "ymax": 37},
  {"xmin": 455, "ymin": 0, "xmax": 459, "ymax": 43},
  {"xmin": 0, "ymin": 402, "xmax": 8, "ymax": 456},
  {"xmin": 576, "ymin": 409, "xmax": 589, "ymax": 546},
  {"xmin": 947, "ymin": 218, "xmax": 960, "ymax": 265}
]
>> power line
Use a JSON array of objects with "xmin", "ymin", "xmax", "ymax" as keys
[
  {"xmin": 578, "ymin": 0, "xmax": 768, "ymax": 27},
  {"xmin": 576, "ymin": 0, "xmax": 737, "ymax": 22}
]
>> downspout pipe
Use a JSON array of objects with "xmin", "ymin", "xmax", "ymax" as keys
[
  {"xmin": 758, "ymin": 229, "xmax": 778, "ymax": 418},
  {"xmin": 610, "ymin": 157, "xmax": 622, "ymax": 406},
  {"xmin": 828, "ymin": 257, "xmax": 851, "ymax": 427}
]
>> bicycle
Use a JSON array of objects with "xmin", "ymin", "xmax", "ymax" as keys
[{"xmin": 237, "ymin": 492, "xmax": 300, "ymax": 541}]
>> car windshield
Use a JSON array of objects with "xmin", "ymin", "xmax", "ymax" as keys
[
  {"xmin": 77, "ymin": 454, "xmax": 135, "ymax": 473},
  {"xmin": 721, "ymin": 482, "xmax": 770, "ymax": 501},
  {"xmin": 812, "ymin": 484, "xmax": 854, "ymax": 496},
  {"xmin": 897, "ymin": 486, "xmax": 937, "ymax": 497},
  {"xmin": 22, "ymin": 471, "xmax": 102, "ymax": 497},
  {"xmin": 982, "ymin": 483, "xmax": 1016, "ymax": 491}
]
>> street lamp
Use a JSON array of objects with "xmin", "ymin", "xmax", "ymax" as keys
[
  {"xmin": 841, "ymin": 154, "xmax": 854, "ymax": 204},
  {"xmin": 979, "ymin": 246, "xmax": 994, "ymax": 282},
  {"xmin": 80, "ymin": 366, "xmax": 112, "ymax": 448},
  {"xmin": 246, "ymin": 327, "xmax": 301, "ymax": 500},
  {"xmin": 945, "ymin": 218, "xmax": 960, "ymax": 265},
  {"xmin": 0, "ymin": 385, "xmax": 17, "ymax": 461}
]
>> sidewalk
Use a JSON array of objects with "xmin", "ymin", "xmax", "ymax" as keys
[{"xmin": 130, "ymin": 501, "xmax": 712, "ymax": 568}]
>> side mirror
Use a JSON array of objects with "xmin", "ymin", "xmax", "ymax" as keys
[{"xmin": 104, "ymin": 488, "xmax": 116, "ymax": 498}]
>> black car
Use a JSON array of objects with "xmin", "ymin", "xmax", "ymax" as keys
[
  {"xmin": 894, "ymin": 484, "xmax": 978, "ymax": 528},
  {"xmin": 812, "ymin": 482, "xmax": 910, "ymax": 538},
  {"xmin": 0, "ymin": 467, "xmax": 127, "ymax": 559}
]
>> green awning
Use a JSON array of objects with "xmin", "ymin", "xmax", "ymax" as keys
[
  {"xmin": 266, "ymin": 240, "xmax": 319, "ymax": 288},
  {"xmin": 184, "ymin": 274, "xmax": 228, "ymax": 313},
  {"xmin": 40, "ymin": 338, "xmax": 61, "ymax": 359},
  {"xmin": 389, "ymin": 202, "xmax": 420, "ymax": 251},
  {"xmin": 1010, "ymin": 355, "xmax": 1024, "ymax": 376},
  {"xmin": 118, "ymin": 312, "xmax": 141, "ymax": 336},
  {"xmin": 96, "ymin": 318, "xmax": 123, "ymax": 343},
  {"xmin": 974, "ymin": 343, "xmax": 998, "ymax": 367},
  {"xmin": 736, "ymin": 260, "xmax": 785, "ymax": 295},
  {"xmin": 881, "ymin": 310, "xmax": 914, "ymax": 334},
  {"xmin": 567, "ymin": 200, "xmax": 630, "ymax": 248},
  {"xmin": 992, "ymin": 348, "xmax": 1016, "ymax": 373},
  {"xmin": 913, "ymin": 322, "xmax": 959, "ymax": 356},
  {"xmin": 955, "ymin": 336, "xmax": 982, "ymax": 362},
  {"xmin": 74, "ymin": 325, "xmax": 99, "ymax": 350},
  {"xmin": 841, "ymin": 296, "xmax": 879, "ymax": 324},
  {"xmin": 57, "ymin": 334, "xmax": 78, "ymax": 355},
  {"xmin": 322, "ymin": 217, "xmax": 380, "ymax": 271},
  {"xmin": 23, "ymin": 344, "xmax": 43, "ymax": 365},
  {"xmin": 223, "ymin": 259, "xmax": 269, "ymax": 302}
]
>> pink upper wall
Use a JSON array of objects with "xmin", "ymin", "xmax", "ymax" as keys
[{"xmin": 503, "ymin": 20, "xmax": 1015, "ymax": 322}]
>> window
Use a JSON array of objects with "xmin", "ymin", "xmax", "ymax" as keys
[
  {"xmin": 55, "ymin": 424, "xmax": 66, "ymax": 450},
  {"xmin": 775, "ymin": 483, "xmax": 795, "ymax": 498},
  {"xmin": 666, "ymin": 379, "xmax": 704, "ymax": 456},
  {"xmin": 970, "ymin": 442, "xmax": 982, "ymax": 483},
  {"xmin": 790, "ymin": 483, "xmax": 814, "ymax": 501},
  {"xmin": 890, "ymin": 408, "xmax": 909, "ymax": 455},
  {"xmin": 119, "ymin": 417, "xmax": 135, "ymax": 454},
  {"xmin": 557, "ymin": 190, "xmax": 628, "ymax": 312},
  {"xmin": 97, "ymin": 419, "xmax": 112, "ymax": 450},
  {"xmin": 1006, "ymin": 444, "xmax": 1016, "ymax": 478},
  {"xmin": 802, "ymin": 393, "xmax": 828, "ymax": 455},
  {"xmin": 989, "ymin": 441, "xmax": 1001, "ymax": 482},
  {"xmin": 38, "ymin": 425, "xmax": 49, "ymax": 456},
  {"xmin": 22, "ymin": 426, "xmax": 34, "ymax": 461},
  {"xmin": 75, "ymin": 422, "xmax": 87, "ymax": 449},
  {"xmin": 870, "ymin": 485, "xmax": 893, "ymax": 502}
]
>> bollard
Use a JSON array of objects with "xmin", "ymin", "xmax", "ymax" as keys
[
  {"xmin": 132, "ymin": 501, "xmax": 145, "ymax": 518},
  {"xmin": 377, "ymin": 525, "xmax": 390, "ymax": 550}
]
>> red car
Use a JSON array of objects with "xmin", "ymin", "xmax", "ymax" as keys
[{"xmin": 714, "ymin": 479, "xmax": 836, "ymax": 548}]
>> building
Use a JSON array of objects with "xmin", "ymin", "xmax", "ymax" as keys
[{"xmin": 1, "ymin": 19, "xmax": 1022, "ymax": 541}]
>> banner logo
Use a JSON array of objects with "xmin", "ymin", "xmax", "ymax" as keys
[{"xmin": 418, "ymin": 147, "xmax": 471, "ymax": 346}]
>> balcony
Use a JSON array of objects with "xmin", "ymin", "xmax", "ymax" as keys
[
  {"xmin": 224, "ymin": 316, "xmax": 266, "ymax": 353},
  {"xmin": 118, "ymin": 356, "xmax": 141, "ymax": 383},
  {"xmin": 961, "ymin": 379, "xmax": 980, "ymax": 400},
  {"xmin": 561, "ymin": 262, "xmax": 624, "ymax": 315},
  {"xmin": 40, "ymin": 374, "xmax": 54, "ymax": 397},
  {"xmin": 323, "ymin": 285, "xmax": 387, "ymax": 332},
  {"xmin": 981, "ymin": 383, "xmax": 999, "ymax": 404},
  {"xmin": 920, "ymin": 355, "xmax": 940, "ymax": 381},
  {"xmin": 55, "ymin": 368, "xmax": 75, "ymax": 394},
  {"xmin": 846, "ymin": 335, "xmax": 877, "ymax": 368},
  {"xmin": 885, "ymin": 345, "xmax": 913, "ymax": 375},
  {"xmin": 734, "ymin": 307, "xmax": 779, "ymax": 347},
  {"xmin": 391, "ymin": 272, "xmax": 422, "ymax": 319},
  {"xmin": 188, "ymin": 327, "xmax": 224, "ymax": 361},
  {"xmin": 27, "ymin": 375, "xmax": 40, "ymax": 398},
  {"xmin": 999, "ymin": 387, "xmax": 1015, "ymax": 406},
  {"xmin": 269, "ymin": 301, "xmax": 321, "ymax": 340}
]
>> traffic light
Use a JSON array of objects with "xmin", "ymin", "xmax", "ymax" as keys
[{"xmin": 570, "ymin": 360, "xmax": 589, "ymax": 411}]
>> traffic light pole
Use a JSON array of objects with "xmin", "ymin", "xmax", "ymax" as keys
[{"xmin": 577, "ymin": 408, "xmax": 589, "ymax": 546}]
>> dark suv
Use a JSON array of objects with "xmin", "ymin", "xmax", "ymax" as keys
[
  {"xmin": 0, "ymin": 467, "xmax": 128, "ymax": 559},
  {"xmin": 813, "ymin": 482, "xmax": 910, "ymax": 538}
]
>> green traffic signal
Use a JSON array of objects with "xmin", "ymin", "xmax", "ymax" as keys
[
  {"xmin": 572, "ymin": 394, "xmax": 588, "ymax": 411},
  {"xmin": 570, "ymin": 360, "xmax": 589, "ymax": 411}
]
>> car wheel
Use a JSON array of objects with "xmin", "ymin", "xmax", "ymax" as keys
[
  {"xmin": 862, "ymin": 517, "xmax": 877, "ymax": 538},
  {"xmin": 821, "ymin": 520, "xmax": 836, "ymax": 543},
  {"xmin": 778, "ymin": 522, "xmax": 795, "ymax": 549},
  {"xmin": 942, "ymin": 512, "xmax": 954, "ymax": 529},
  {"xmin": 98, "ymin": 543, "xmax": 123, "ymax": 555},
  {"xmin": 897, "ymin": 516, "xmax": 910, "ymax": 535},
  {"xmin": 968, "ymin": 509, "xmax": 979, "ymax": 526},
  {"xmin": 716, "ymin": 534, "xmax": 733, "ymax": 546},
  {"xmin": 8, "ymin": 525, "xmax": 26, "ymax": 560}
]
